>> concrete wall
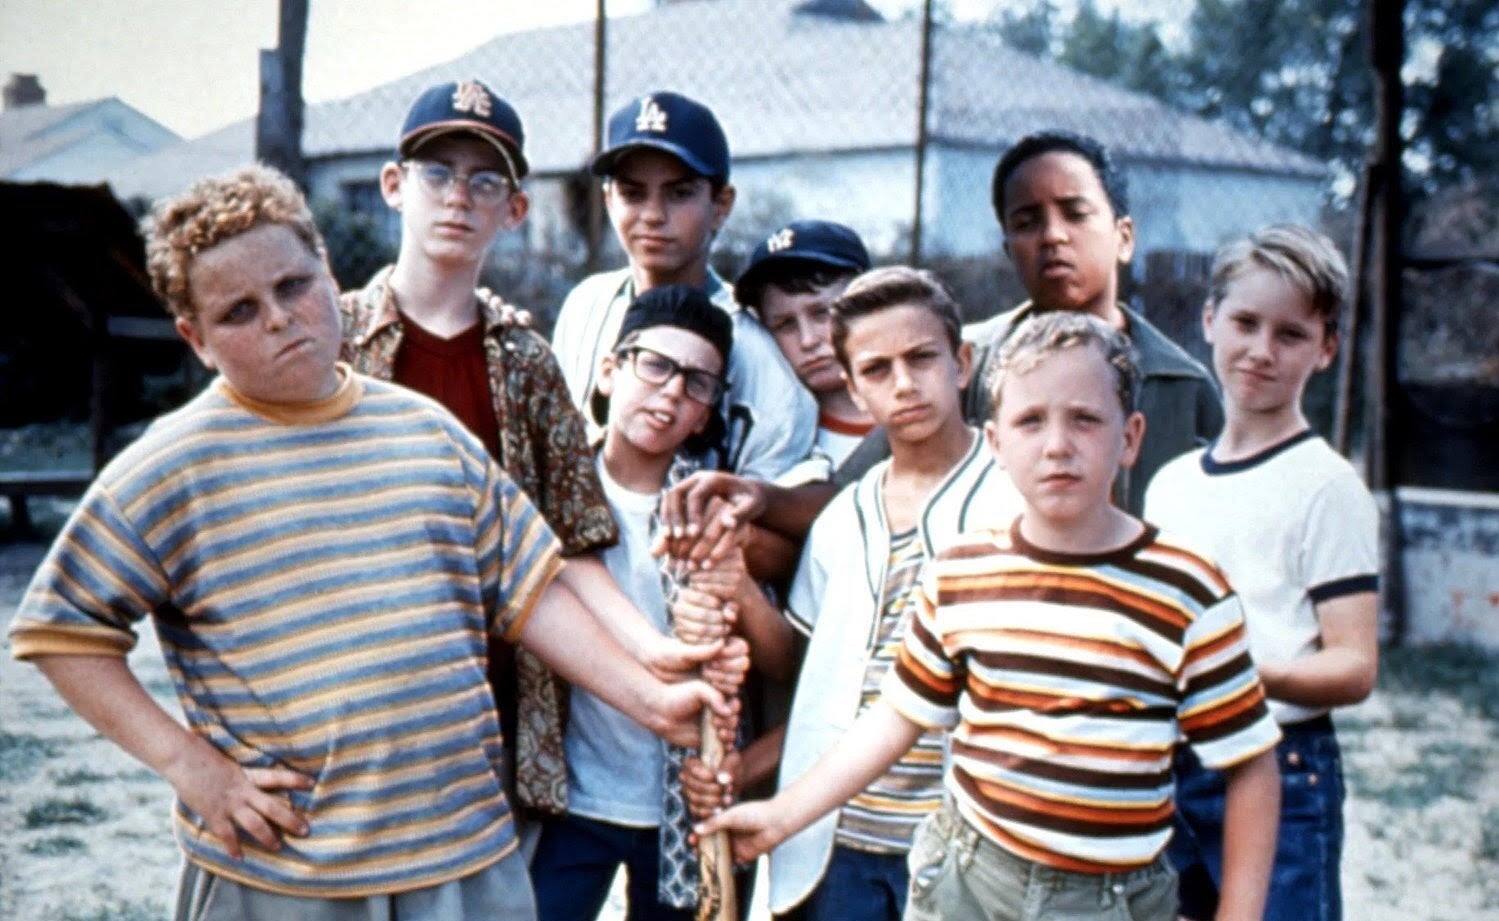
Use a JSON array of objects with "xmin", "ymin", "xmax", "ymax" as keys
[{"xmin": 1389, "ymin": 487, "xmax": 1499, "ymax": 650}]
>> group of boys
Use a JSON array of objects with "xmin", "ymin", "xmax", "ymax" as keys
[{"xmin": 10, "ymin": 75, "xmax": 1378, "ymax": 921}]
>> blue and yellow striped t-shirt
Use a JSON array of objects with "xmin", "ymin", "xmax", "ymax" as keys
[{"xmin": 9, "ymin": 371, "xmax": 562, "ymax": 897}]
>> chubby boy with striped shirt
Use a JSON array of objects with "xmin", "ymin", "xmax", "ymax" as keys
[
  {"xmin": 697, "ymin": 311, "xmax": 1282, "ymax": 921},
  {"xmin": 7, "ymin": 165, "xmax": 732, "ymax": 921}
]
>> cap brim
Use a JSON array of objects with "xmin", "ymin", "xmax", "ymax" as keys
[
  {"xmin": 589, "ymin": 140, "xmax": 719, "ymax": 180},
  {"xmin": 736, "ymin": 252, "xmax": 868, "ymax": 292},
  {"xmin": 401, "ymin": 124, "xmax": 530, "ymax": 179}
]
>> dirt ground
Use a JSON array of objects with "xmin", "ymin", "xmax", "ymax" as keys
[{"xmin": 2, "ymin": 538, "xmax": 1496, "ymax": 921}]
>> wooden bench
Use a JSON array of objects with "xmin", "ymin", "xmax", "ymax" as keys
[{"xmin": 1, "ymin": 468, "xmax": 93, "ymax": 536}]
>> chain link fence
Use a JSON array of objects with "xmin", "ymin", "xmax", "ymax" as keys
[{"xmin": 11, "ymin": 0, "xmax": 1497, "ymax": 491}]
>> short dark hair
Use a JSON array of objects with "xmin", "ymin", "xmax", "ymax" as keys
[
  {"xmin": 739, "ymin": 261, "xmax": 860, "ymax": 312},
  {"xmin": 990, "ymin": 130, "xmax": 1129, "ymax": 226},
  {"xmin": 830, "ymin": 266, "xmax": 962, "ymax": 370}
]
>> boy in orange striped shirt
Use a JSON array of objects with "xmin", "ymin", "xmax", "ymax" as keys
[{"xmin": 697, "ymin": 311, "xmax": 1281, "ymax": 921}]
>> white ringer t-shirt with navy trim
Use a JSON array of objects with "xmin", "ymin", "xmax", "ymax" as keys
[{"xmin": 1145, "ymin": 429, "xmax": 1379, "ymax": 724}]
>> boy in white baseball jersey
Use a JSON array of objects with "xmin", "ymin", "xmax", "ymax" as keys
[
  {"xmin": 751, "ymin": 267, "xmax": 1019, "ymax": 920},
  {"xmin": 551, "ymin": 91, "xmax": 815, "ymax": 482},
  {"xmin": 1145, "ymin": 225, "xmax": 1378, "ymax": 921}
]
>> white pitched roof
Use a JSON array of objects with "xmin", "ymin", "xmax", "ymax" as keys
[{"xmin": 108, "ymin": 0, "xmax": 1321, "ymax": 200}]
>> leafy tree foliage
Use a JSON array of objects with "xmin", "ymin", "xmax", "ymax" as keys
[{"xmin": 991, "ymin": 0, "xmax": 1498, "ymax": 200}]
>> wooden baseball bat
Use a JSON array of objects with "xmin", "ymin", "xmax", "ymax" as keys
[
  {"xmin": 695, "ymin": 704, "xmax": 737, "ymax": 921},
  {"xmin": 672, "ymin": 560, "xmax": 737, "ymax": 921}
]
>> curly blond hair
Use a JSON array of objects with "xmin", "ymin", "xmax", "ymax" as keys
[{"xmin": 143, "ymin": 164, "xmax": 324, "ymax": 320}]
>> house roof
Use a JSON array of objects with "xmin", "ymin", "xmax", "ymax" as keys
[
  {"xmin": 0, "ymin": 97, "xmax": 177, "ymax": 179},
  {"xmin": 109, "ymin": 0, "xmax": 1322, "ymax": 200}
]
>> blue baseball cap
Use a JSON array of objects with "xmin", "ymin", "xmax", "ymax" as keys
[
  {"xmin": 735, "ymin": 220, "xmax": 871, "ymax": 307},
  {"xmin": 590, "ymin": 91, "xmax": 730, "ymax": 182},
  {"xmin": 399, "ymin": 79, "xmax": 528, "ymax": 184}
]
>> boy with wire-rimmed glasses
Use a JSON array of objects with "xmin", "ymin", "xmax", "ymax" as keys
[{"xmin": 339, "ymin": 79, "xmax": 726, "ymax": 853}]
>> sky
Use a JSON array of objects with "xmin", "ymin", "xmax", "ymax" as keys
[
  {"xmin": 0, "ymin": 0, "xmax": 650, "ymax": 139},
  {"xmin": 0, "ymin": 0, "xmax": 1192, "ymax": 140}
]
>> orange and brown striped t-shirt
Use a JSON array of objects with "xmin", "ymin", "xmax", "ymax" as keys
[{"xmin": 882, "ymin": 519, "xmax": 1280, "ymax": 874}]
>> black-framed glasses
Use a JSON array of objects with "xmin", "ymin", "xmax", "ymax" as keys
[
  {"xmin": 402, "ymin": 160, "xmax": 510, "ymax": 205},
  {"xmin": 618, "ymin": 346, "xmax": 725, "ymax": 405}
]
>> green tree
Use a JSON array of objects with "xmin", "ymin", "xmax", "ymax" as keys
[{"xmin": 989, "ymin": 0, "xmax": 1498, "ymax": 200}]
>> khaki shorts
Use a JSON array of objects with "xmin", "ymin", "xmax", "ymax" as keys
[
  {"xmin": 172, "ymin": 849, "xmax": 536, "ymax": 921},
  {"xmin": 903, "ymin": 803, "xmax": 1176, "ymax": 921}
]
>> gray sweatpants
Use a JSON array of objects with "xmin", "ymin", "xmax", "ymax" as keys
[{"xmin": 172, "ymin": 848, "xmax": 537, "ymax": 921}]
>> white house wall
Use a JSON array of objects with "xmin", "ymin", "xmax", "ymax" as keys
[
  {"xmin": 1126, "ymin": 163, "xmax": 1323, "ymax": 258},
  {"xmin": 306, "ymin": 146, "xmax": 1322, "ymax": 273}
]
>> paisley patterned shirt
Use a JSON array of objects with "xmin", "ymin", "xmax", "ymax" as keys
[{"xmin": 340, "ymin": 265, "xmax": 618, "ymax": 816}]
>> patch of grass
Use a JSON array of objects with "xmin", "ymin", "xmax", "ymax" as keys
[
  {"xmin": 1481, "ymin": 806, "xmax": 1499, "ymax": 863},
  {"xmin": 1380, "ymin": 642, "xmax": 1499, "ymax": 724},
  {"xmin": 1357, "ymin": 738, "xmax": 1486, "ymax": 809},
  {"xmin": 62, "ymin": 901, "xmax": 165, "ymax": 921},
  {"xmin": 0, "ymin": 730, "xmax": 59, "ymax": 782},
  {"xmin": 24, "ymin": 834, "xmax": 87, "ymax": 856},
  {"xmin": 23, "ymin": 797, "xmax": 109, "ymax": 828},
  {"xmin": 53, "ymin": 767, "xmax": 110, "ymax": 787}
]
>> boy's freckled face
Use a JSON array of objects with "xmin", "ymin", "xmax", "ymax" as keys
[
  {"xmin": 985, "ymin": 344, "xmax": 1142, "ymax": 529},
  {"xmin": 1002, "ymin": 151, "xmax": 1134, "ymax": 318},
  {"xmin": 604, "ymin": 149, "xmax": 730, "ymax": 284},
  {"xmin": 176, "ymin": 223, "xmax": 343, "ymax": 404},
  {"xmin": 759, "ymin": 282, "xmax": 849, "ymax": 396},
  {"xmin": 1204, "ymin": 265, "xmax": 1336, "ymax": 418},
  {"xmin": 842, "ymin": 305, "xmax": 970, "ymax": 447},
  {"xmin": 383, "ymin": 134, "xmax": 525, "ymax": 266},
  {"xmin": 599, "ymin": 326, "xmax": 722, "ymax": 458}
]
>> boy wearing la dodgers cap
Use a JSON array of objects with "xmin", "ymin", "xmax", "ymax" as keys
[
  {"xmin": 551, "ymin": 91, "xmax": 817, "ymax": 486},
  {"xmin": 341, "ymin": 79, "xmax": 723, "ymax": 846}
]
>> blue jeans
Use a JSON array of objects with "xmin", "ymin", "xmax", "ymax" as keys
[
  {"xmin": 530, "ymin": 814, "xmax": 693, "ymax": 921},
  {"xmin": 799, "ymin": 844, "xmax": 910, "ymax": 921},
  {"xmin": 1168, "ymin": 716, "xmax": 1346, "ymax": 921}
]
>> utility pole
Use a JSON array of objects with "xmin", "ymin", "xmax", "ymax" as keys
[
  {"xmin": 1367, "ymin": 0, "xmax": 1406, "ymax": 642},
  {"xmin": 256, "ymin": 0, "xmax": 309, "ymax": 189}
]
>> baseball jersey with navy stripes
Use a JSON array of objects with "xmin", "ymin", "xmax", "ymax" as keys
[
  {"xmin": 9, "ymin": 370, "xmax": 562, "ymax": 897},
  {"xmin": 881, "ymin": 520, "xmax": 1280, "ymax": 873}
]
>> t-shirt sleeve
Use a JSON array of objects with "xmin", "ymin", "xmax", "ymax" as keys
[
  {"xmin": 880, "ymin": 562, "xmax": 961, "ymax": 730},
  {"xmin": 476, "ymin": 459, "xmax": 563, "ymax": 643},
  {"xmin": 724, "ymin": 314, "xmax": 817, "ymax": 481},
  {"xmin": 1176, "ymin": 593, "xmax": 1281, "ymax": 769},
  {"xmin": 511, "ymin": 334, "xmax": 619, "ymax": 556},
  {"xmin": 1302, "ymin": 472, "xmax": 1380, "ymax": 603},
  {"xmin": 9, "ymin": 485, "xmax": 164, "ymax": 660},
  {"xmin": 1142, "ymin": 453, "xmax": 1191, "ymax": 529}
]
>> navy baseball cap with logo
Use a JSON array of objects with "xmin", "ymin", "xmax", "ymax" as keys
[
  {"xmin": 590, "ymin": 91, "xmax": 730, "ymax": 182},
  {"xmin": 399, "ymin": 78, "xmax": 529, "ymax": 185},
  {"xmin": 736, "ymin": 220, "xmax": 871, "ymax": 307}
]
